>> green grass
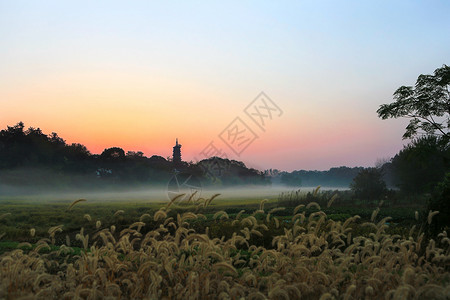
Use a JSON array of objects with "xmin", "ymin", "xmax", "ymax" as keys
[
  {"xmin": 0, "ymin": 241, "xmax": 84, "ymax": 256},
  {"xmin": 0, "ymin": 193, "xmax": 425, "ymax": 244}
]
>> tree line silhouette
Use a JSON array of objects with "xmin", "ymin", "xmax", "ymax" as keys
[{"xmin": 0, "ymin": 122, "xmax": 269, "ymax": 192}]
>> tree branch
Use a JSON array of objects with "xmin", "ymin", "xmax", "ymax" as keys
[{"xmin": 405, "ymin": 114, "xmax": 448, "ymax": 138}]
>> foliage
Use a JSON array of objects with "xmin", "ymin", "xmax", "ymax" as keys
[
  {"xmin": 280, "ymin": 171, "xmax": 302, "ymax": 186},
  {"xmin": 0, "ymin": 197, "xmax": 448, "ymax": 299},
  {"xmin": 350, "ymin": 168, "xmax": 387, "ymax": 202},
  {"xmin": 198, "ymin": 157, "xmax": 270, "ymax": 186},
  {"xmin": 390, "ymin": 136, "xmax": 450, "ymax": 193},
  {"xmin": 279, "ymin": 166, "xmax": 364, "ymax": 187},
  {"xmin": 377, "ymin": 64, "xmax": 450, "ymax": 141},
  {"xmin": 427, "ymin": 172, "xmax": 450, "ymax": 236},
  {"xmin": 278, "ymin": 189, "xmax": 360, "ymax": 209},
  {"xmin": 101, "ymin": 147, "xmax": 126, "ymax": 160}
]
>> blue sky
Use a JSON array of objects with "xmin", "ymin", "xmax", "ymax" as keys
[{"xmin": 1, "ymin": 1, "xmax": 449, "ymax": 170}]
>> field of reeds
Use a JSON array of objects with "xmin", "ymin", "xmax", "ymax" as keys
[{"xmin": 0, "ymin": 192, "xmax": 449, "ymax": 299}]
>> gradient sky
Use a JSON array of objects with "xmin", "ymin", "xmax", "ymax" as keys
[{"xmin": 1, "ymin": 1, "xmax": 449, "ymax": 171}]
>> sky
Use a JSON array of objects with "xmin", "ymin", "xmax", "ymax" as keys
[{"xmin": 1, "ymin": 1, "xmax": 449, "ymax": 171}]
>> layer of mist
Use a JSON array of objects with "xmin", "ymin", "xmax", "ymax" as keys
[{"xmin": 0, "ymin": 183, "xmax": 349, "ymax": 203}]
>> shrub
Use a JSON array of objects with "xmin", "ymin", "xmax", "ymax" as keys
[
  {"xmin": 427, "ymin": 172, "xmax": 450, "ymax": 236},
  {"xmin": 350, "ymin": 168, "xmax": 387, "ymax": 202}
]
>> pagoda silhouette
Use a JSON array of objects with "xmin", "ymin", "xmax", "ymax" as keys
[{"xmin": 172, "ymin": 138, "xmax": 182, "ymax": 167}]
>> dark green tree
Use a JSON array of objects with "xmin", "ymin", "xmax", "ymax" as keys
[
  {"xmin": 126, "ymin": 151, "xmax": 144, "ymax": 159},
  {"xmin": 350, "ymin": 168, "xmax": 387, "ymax": 202},
  {"xmin": 390, "ymin": 136, "xmax": 449, "ymax": 193},
  {"xmin": 101, "ymin": 147, "xmax": 125, "ymax": 160},
  {"xmin": 0, "ymin": 122, "xmax": 26, "ymax": 168},
  {"xmin": 377, "ymin": 65, "xmax": 450, "ymax": 142},
  {"xmin": 427, "ymin": 172, "xmax": 450, "ymax": 236},
  {"xmin": 280, "ymin": 171, "xmax": 302, "ymax": 187},
  {"xmin": 66, "ymin": 143, "xmax": 91, "ymax": 159}
]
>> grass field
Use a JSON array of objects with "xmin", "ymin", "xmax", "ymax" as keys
[
  {"xmin": 0, "ymin": 189, "xmax": 448, "ymax": 299},
  {"xmin": 0, "ymin": 190, "xmax": 423, "ymax": 243}
]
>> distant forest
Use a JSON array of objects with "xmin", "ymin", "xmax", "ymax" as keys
[
  {"xmin": 0, "ymin": 122, "xmax": 419, "ymax": 194},
  {"xmin": 266, "ymin": 167, "xmax": 367, "ymax": 188},
  {"xmin": 0, "ymin": 122, "xmax": 271, "ymax": 193}
]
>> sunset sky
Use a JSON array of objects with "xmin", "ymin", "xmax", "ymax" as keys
[{"xmin": 1, "ymin": 1, "xmax": 449, "ymax": 171}]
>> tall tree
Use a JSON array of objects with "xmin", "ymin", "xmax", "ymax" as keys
[
  {"xmin": 390, "ymin": 136, "xmax": 449, "ymax": 193},
  {"xmin": 377, "ymin": 65, "xmax": 450, "ymax": 142},
  {"xmin": 350, "ymin": 168, "xmax": 387, "ymax": 202}
]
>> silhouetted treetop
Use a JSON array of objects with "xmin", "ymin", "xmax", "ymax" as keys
[
  {"xmin": 377, "ymin": 64, "xmax": 450, "ymax": 141},
  {"xmin": 350, "ymin": 168, "xmax": 387, "ymax": 201},
  {"xmin": 101, "ymin": 147, "xmax": 125, "ymax": 160},
  {"xmin": 149, "ymin": 155, "xmax": 167, "ymax": 162},
  {"xmin": 389, "ymin": 136, "xmax": 449, "ymax": 193}
]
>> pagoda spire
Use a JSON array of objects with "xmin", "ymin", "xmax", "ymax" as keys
[{"xmin": 172, "ymin": 138, "xmax": 182, "ymax": 166}]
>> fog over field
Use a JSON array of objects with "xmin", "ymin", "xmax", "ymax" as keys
[{"xmin": 0, "ymin": 184, "xmax": 349, "ymax": 203}]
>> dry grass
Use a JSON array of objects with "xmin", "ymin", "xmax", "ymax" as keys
[{"xmin": 0, "ymin": 195, "xmax": 449, "ymax": 299}]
